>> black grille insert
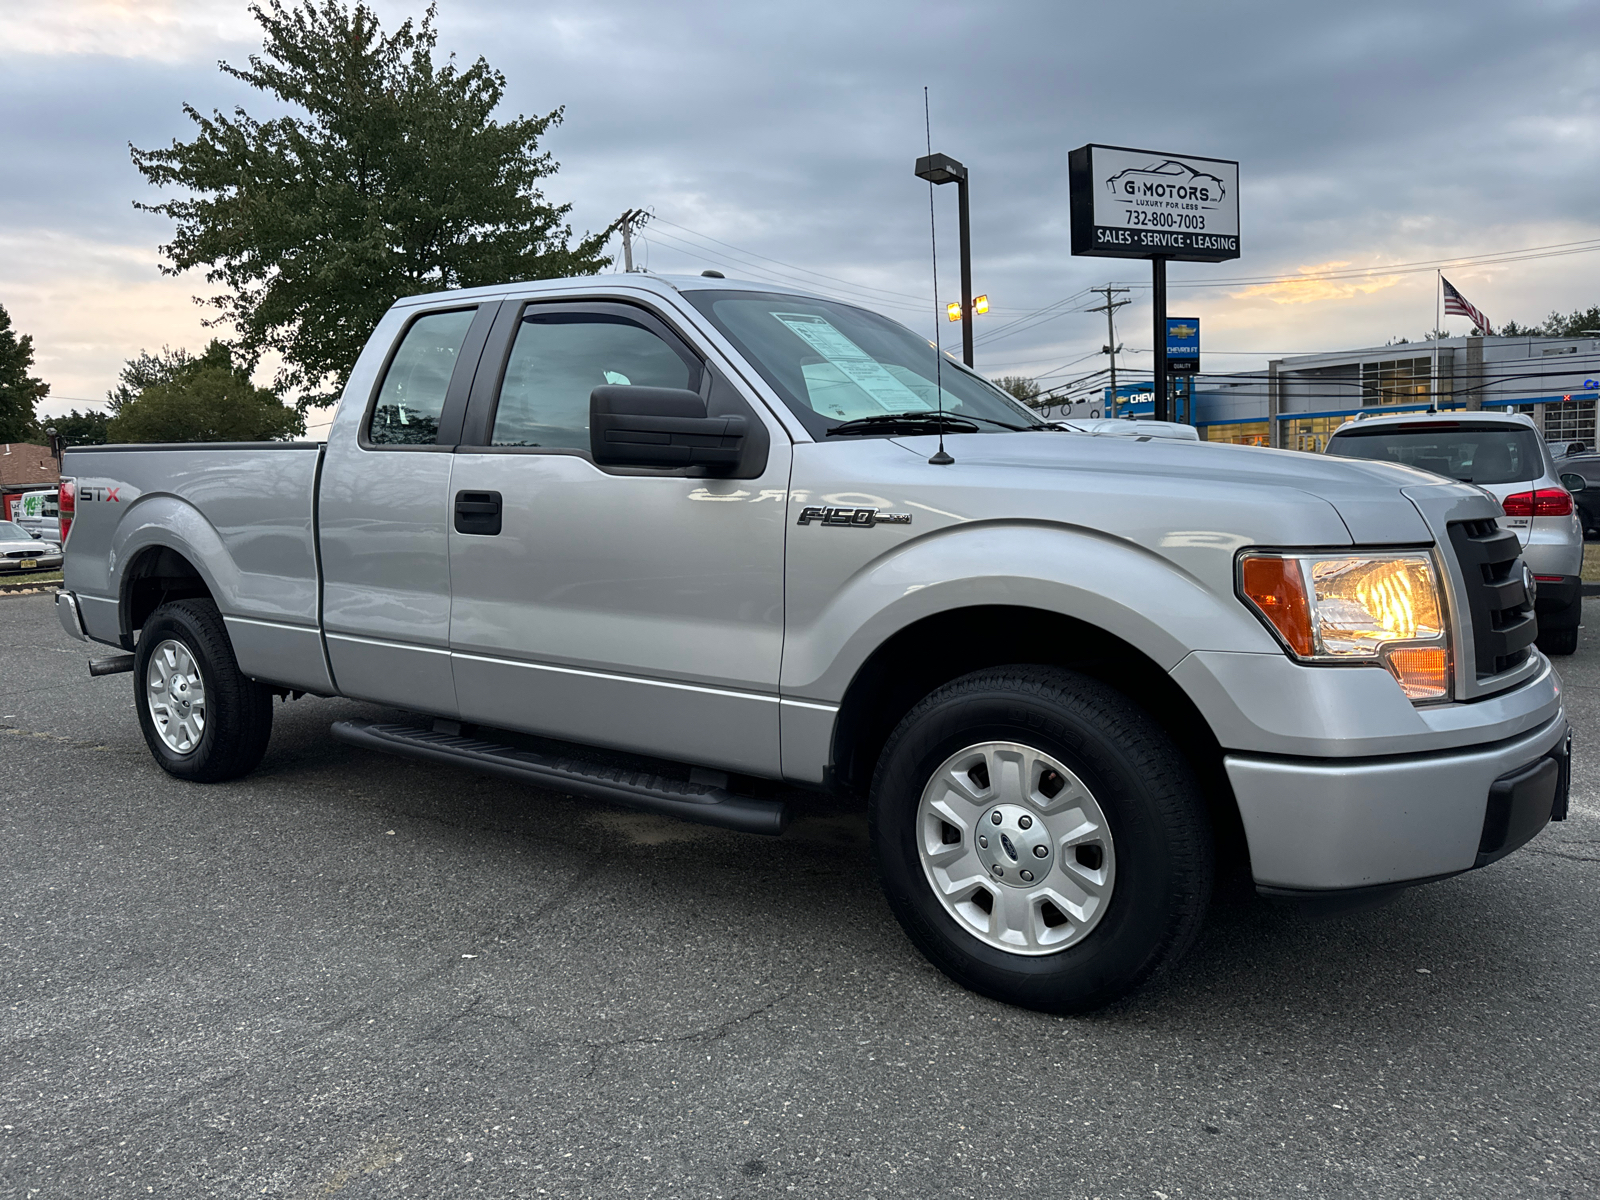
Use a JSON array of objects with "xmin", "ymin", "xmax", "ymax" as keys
[{"xmin": 1448, "ymin": 519, "xmax": 1536, "ymax": 679}]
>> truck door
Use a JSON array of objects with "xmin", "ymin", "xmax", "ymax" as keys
[
  {"xmin": 319, "ymin": 301, "xmax": 499, "ymax": 713},
  {"xmin": 446, "ymin": 299, "xmax": 790, "ymax": 775}
]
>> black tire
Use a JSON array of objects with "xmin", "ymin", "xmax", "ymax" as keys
[
  {"xmin": 134, "ymin": 598, "xmax": 273, "ymax": 782},
  {"xmin": 869, "ymin": 666, "xmax": 1213, "ymax": 1013},
  {"xmin": 1537, "ymin": 625, "xmax": 1580, "ymax": 656},
  {"xmin": 1536, "ymin": 593, "xmax": 1581, "ymax": 657}
]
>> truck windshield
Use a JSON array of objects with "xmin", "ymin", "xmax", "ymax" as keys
[
  {"xmin": 1325, "ymin": 422, "xmax": 1545, "ymax": 485},
  {"xmin": 684, "ymin": 290, "xmax": 1042, "ymax": 439}
]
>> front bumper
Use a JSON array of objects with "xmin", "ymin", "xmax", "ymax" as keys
[
  {"xmin": 0, "ymin": 556, "xmax": 62, "ymax": 572},
  {"xmin": 1228, "ymin": 712, "xmax": 1569, "ymax": 891}
]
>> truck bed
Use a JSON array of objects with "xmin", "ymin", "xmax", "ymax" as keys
[{"xmin": 61, "ymin": 442, "xmax": 327, "ymax": 689}]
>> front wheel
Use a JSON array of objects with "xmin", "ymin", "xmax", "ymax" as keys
[
  {"xmin": 869, "ymin": 666, "xmax": 1213, "ymax": 1013},
  {"xmin": 134, "ymin": 598, "xmax": 273, "ymax": 782}
]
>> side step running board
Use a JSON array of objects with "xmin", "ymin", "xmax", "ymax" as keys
[{"xmin": 330, "ymin": 720, "xmax": 789, "ymax": 836}]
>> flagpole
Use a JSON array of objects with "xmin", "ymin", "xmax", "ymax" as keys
[{"xmin": 1440, "ymin": 270, "xmax": 1452, "ymax": 412}]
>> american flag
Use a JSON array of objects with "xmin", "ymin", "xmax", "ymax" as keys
[{"xmin": 1442, "ymin": 276, "xmax": 1494, "ymax": 336}]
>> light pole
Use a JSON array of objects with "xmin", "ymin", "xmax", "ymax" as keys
[{"xmin": 914, "ymin": 152, "xmax": 973, "ymax": 367}]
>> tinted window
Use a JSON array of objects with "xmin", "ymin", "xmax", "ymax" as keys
[
  {"xmin": 685, "ymin": 291, "xmax": 1042, "ymax": 438},
  {"xmin": 491, "ymin": 312, "xmax": 695, "ymax": 450},
  {"xmin": 1326, "ymin": 423, "xmax": 1545, "ymax": 485},
  {"xmin": 369, "ymin": 308, "xmax": 477, "ymax": 445}
]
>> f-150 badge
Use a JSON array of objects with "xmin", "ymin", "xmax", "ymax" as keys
[{"xmin": 796, "ymin": 506, "xmax": 912, "ymax": 527}]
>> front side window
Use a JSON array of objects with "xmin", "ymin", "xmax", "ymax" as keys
[
  {"xmin": 490, "ymin": 311, "xmax": 697, "ymax": 450},
  {"xmin": 368, "ymin": 308, "xmax": 477, "ymax": 445},
  {"xmin": 1327, "ymin": 422, "xmax": 1546, "ymax": 485},
  {"xmin": 683, "ymin": 290, "xmax": 1041, "ymax": 439}
]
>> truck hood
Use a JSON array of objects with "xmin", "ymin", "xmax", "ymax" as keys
[{"xmin": 881, "ymin": 430, "xmax": 1480, "ymax": 546}]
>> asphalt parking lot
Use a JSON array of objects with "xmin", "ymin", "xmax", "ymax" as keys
[{"xmin": 2, "ymin": 590, "xmax": 1597, "ymax": 1199}]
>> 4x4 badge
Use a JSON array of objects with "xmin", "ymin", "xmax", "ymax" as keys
[{"xmin": 796, "ymin": 505, "xmax": 912, "ymax": 527}]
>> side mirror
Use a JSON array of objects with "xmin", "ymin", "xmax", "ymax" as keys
[
  {"xmin": 590, "ymin": 385, "xmax": 746, "ymax": 470},
  {"xmin": 1561, "ymin": 473, "xmax": 1586, "ymax": 493}
]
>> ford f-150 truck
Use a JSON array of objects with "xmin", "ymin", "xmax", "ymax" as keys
[{"xmin": 56, "ymin": 273, "xmax": 1570, "ymax": 1012}]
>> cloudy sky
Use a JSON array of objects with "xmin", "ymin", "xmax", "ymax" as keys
[{"xmin": 3, "ymin": 0, "xmax": 1598, "ymax": 433}]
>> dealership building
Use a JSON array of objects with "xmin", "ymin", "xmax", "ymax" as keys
[{"xmin": 1179, "ymin": 334, "xmax": 1600, "ymax": 452}]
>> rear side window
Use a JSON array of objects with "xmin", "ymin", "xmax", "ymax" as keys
[
  {"xmin": 368, "ymin": 308, "xmax": 477, "ymax": 445},
  {"xmin": 1326, "ymin": 423, "xmax": 1545, "ymax": 486},
  {"xmin": 490, "ymin": 312, "xmax": 697, "ymax": 451}
]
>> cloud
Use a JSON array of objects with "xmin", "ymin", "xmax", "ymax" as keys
[
  {"xmin": 1229, "ymin": 262, "xmax": 1405, "ymax": 306},
  {"xmin": 4, "ymin": 0, "xmax": 258, "ymax": 62},
  {"xmin": 2, "ymin": 0, "xmax": 1598, "ymax": 412}
]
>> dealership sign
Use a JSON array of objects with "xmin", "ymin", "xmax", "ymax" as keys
[
  {"xmin": 1069, "ymin": 144, "xmax": 1240, "ymax": 262},
  {"xmin": 1166, "ymin": 318, "xmax": 1200, "ymax": 374}
]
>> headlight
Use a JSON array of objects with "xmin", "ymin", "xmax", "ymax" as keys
[{"xmin": 1239, "ymin": 551, "xmax": 1450, "ymax": 701}]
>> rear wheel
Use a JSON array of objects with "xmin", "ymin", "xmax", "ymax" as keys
[
  {"xmin": 134, "ymin": 599, "xmax": 273, "ymax": 781},
  {"xmin": 869, "ymin": 666, "xmax": 1213, "ymax": 1013}
]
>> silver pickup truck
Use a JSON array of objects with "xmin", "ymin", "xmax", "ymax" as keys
[{"xmin": 56, "ymin": 273, "xmax": 1570, "ymax": 1012}]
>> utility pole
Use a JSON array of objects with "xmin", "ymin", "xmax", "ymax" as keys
[
  {"xmin": 1088, "ymin": 285, "xmax": 1129, "ymax": 417},
  {"xmin": 619, "ymin": 208, "xmax": 650, "ymax": 273}
]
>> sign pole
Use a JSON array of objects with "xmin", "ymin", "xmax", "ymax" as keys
[
  {"xmin": 958, "ymin": 174, "xmax": 974, "ymax": 367},
  {"xmin": 1152, "ymin": 256, "xmax": 1168, "ymax": 422}
]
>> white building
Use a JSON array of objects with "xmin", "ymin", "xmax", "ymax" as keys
[{"xmin": 1193, "ymin": 335, "xmax": 1600, "ymax": 452}]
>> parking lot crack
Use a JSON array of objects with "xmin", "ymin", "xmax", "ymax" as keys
[{"xmin": 1526, "ymin": 846, "xmax": 1600, "ymax": 864}]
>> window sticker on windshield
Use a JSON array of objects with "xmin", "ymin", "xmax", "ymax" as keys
[{"xmin": 771, "ymin": 312, "xmax": 933, "ymax": 418}]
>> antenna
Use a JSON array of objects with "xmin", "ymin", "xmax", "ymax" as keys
[{"xmin": 923, "ymin": 88, "xmax": 954, "ymax": 466}]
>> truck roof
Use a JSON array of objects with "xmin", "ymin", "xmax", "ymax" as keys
[{"xmin": 389, "ymin": 272, "xmax": 832, "ymax": 312}]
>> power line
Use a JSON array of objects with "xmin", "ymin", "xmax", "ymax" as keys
[
  {"xmin": 649, "ymin": 216, "xmax": 942, "ymax": 308},
  {"xmin": 1102, "ymin": 237, "xmax": 1600, "ymax": 292}
]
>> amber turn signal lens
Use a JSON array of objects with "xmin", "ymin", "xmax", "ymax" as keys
[
  {"xmin": 1383, "ymin": 645, "xmax": 1449, "ymax": 701},
  {"xmin": 1240, "ymin": 556, "xmax": 1314, "ymax": 656}
]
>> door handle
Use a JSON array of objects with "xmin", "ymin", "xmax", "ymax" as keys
[{"xmin": 454, "ymin": 490, "xmax": 502, "ymax": 536}]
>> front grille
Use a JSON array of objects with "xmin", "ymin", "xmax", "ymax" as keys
[
  {"xmin": 4, "ymin": 549, "xmax": 49, "ymax": 560},
  {"xmin": 1448, "ymin": 518, "xmax": 1537, "ymax": 679}
]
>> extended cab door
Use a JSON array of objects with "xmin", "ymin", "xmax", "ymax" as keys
[
  {"xmin": 319, "ymin": 300, "xmax": 499, "ymax": 712},
  {"xmin": 446, "ymin": 298, "xmax": 791, "ymax": 774}
]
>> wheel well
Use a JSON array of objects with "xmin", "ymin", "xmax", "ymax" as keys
[
  {"xmin": 122, "ymin": 546, "xmax": 213, "ymax": 647},
  {"xmin": 829, "ymin": 605, "xmax": 1249, "ymax": 882}
]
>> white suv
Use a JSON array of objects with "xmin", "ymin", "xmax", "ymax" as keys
[{"xmin": 1325, "ymin": 410, "xmax": 1583, "ymax": 655}]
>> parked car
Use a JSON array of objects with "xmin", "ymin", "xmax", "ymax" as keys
[
  {"xmin": 12, "ymin": 488, "xmax": 61, "ymax": 542},
  {"xmin": 56, "ymin": 274, "xmax": 1569, "ymax": 1013},
  {"xmin": 0, "ymin": 520, "xmax": 62, "ymax": 573},
  {"xmin": 1325, "ymin": 411, "xmax": 1583, "ymax": 656},
  {"xmin": 1552, "ymin": 450, "xmax": 1600, "ymax": 536}
]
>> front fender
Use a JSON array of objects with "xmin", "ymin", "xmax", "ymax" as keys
[{"xmin": 780, "ymin": 520, "xmax": 1281, "ymax": 701}]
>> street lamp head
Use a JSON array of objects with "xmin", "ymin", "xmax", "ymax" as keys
[{"xmin": 914, "ymin": 152, "xmax": 967, "ymax": 185}]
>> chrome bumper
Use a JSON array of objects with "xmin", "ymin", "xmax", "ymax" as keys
[{"xmin": 55, "ymin": 590, "xmax": 87, "ymax": 642}]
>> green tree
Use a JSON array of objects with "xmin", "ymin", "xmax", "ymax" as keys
[
  {"xmin": 1497, "ymin": 305, "xmax": 1600, "ymax": 338},
  {"xmin": 994, "ymin": 375, "xmax": 1042, "ymax": 405},
  {"xmin": 0, "ymin": 303, "xmax": 50, "ymax": 442},
  {"xmin": 131, "ymin": 0, "xmax": 615, "ymax": 411},
  {"xmin": 107, "ymin": 341, "xmax": 305, "ymax": 443},
  {"xmin": 106, "ymin": 346, "xmax": 196, "ymax": 415},
  {"xmin": 48, "ymin": 409, "xmax": 112, "ymax": 447}
]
